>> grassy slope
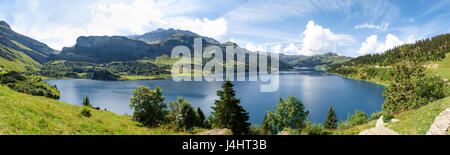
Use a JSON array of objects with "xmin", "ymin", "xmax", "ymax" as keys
[
  {"xmin": 387, "ymin": 97, "xmax": 450, "ymax": 135},
  {"xmin": 0, "ymin": 44, "xmax": 41, "ymax": 72},
  {"xmin": 429, "ymin": 53, "xmax": 450, "ymax": 80},
  {"xmin": 331, "ymin": 53, "xmax": 450, "ymax": 135},
  {"xmin": 385, "ymin": 53, "xmax": 450, "ymax": 135},
  {"xmin": 0, "ymin": 85, "xmax": 196, "ymax": 135}
]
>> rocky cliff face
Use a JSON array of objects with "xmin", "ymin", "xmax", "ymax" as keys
[{"xmin": 53, "ymin": 36, "xmax": 162, "ymax": 63}]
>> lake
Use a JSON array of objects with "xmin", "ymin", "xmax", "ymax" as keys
[{"xmin": 45, "ymin": 68, "xmax": 385, "ymax": 124}]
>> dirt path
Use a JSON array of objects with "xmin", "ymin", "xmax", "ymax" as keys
[
  {"xmin": 359, "ymin": 116, "xmax": 399, "ymax": 135},
  {"xmin": 426, "ymin": 108, "xmax": 450, "ymax": 135},
  {"xmin": 200, "ymin": 129, "xmax": 230, "ymax": 135}
]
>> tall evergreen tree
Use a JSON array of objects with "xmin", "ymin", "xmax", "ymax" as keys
[
  {"xmin": 196, "ymin": 107, "xmax": 206, "ymax": 128},
  {"xmin": 211, "ymin": 80, "xmax": 250, "ymax": 135},
  {"xmin": 261, "ymin": 114, "xmax": 273, "ymax": 135},
  {"xmin": 82, "ymin": 96, "xmax": 92, "ymax": 107},
  {"xmin": 324, "ymin": 106, "xmax": 338, "ymax": 129}
]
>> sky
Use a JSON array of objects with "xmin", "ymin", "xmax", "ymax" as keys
[{"xmin": 0, "ymin": 0, "xmax": 449, "ymax": 57}]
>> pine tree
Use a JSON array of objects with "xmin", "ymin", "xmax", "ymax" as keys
[
  {"xmin": 324, "ymin": 106, "xmax": 338, "ymax": 129},
  {"xmin": 211, "ymin": 80, "xmax": 250, "ymax": 135},
  {"xmin": 261, "ymin": 114, "xmax": 273, "ymax": 135},
  {"xmin": 196, "ymin": 107, "xmax": 206, "ymax": 128},
  {"xmin": 82, "ymin": 96, "xmax": 92, "ymax": 107}
]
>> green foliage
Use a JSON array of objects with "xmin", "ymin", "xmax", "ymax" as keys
[
  {"xmin": 80, "ymin": 107, "xmax": 92, "ymax": 117},
  {"xmin": 337, "ymin": 110, "xmax": 369, "ymax": 130},
  {"xmin": 167, "ymin": 97, "xmax": 199, "ymax": 130},
  {"xmin": 90, "ymin": 70, "xmax": 119, "ymax": 81},
  {"xmin": 0, "ymin": 71, "xmax": 60, "ymax": 99},
  {"xmin": 304, "ymin": 123, "xmax": 326, "ymax": 135},
  {"xmin": 261, "ymin": 114, "xmax": 274, "ymax": 135},
  {"xmin": 370, "ymin": 111, "xmax": 383, "ymax": 120},
  {"xmin": 382, "ymin": 51, "xmax": 445, "ymax": 115},
  {"xmin": 211, "ymin": 80, "xmax": 250, "ymax": 135},
  {"xmin": 331, "ymin": 34, "xmax": 450, "ymax": 67},
  {"xmin": 324, "ymin": 106, "xmax": 338, "ymax": 129},
  {"xmin": 196, "ymin": 107, "xmax": 206, "ymax": 128},
  {"xmin": 82, "ymin": 96, "xmax": 92, "ymax": 107},
  {"xmin": 348, "ymin": 110, "xmax": 370, "ymax": 126},
  {"xmin": 265, "ymin": 96, "xmax": 309, "ymax": 134},
  {"xmin": 129, "ymin": 86, "xmax": 167, "ymax": 127},
  {"xmin": 40, "ymin": 60, "xmax": 170, "ymax": 79},
  {"xmin": 280, "ymin": 53, "xmax": 352, "ymax": 68}
]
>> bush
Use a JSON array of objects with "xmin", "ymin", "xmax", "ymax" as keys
[
  {"xmin": 80, "ymin": 107, "xmax": 92, "ymax": 117},
  {"xmin": 337, "ymin": 121, "xmax": 352, "ymax": 130},
  {"xmin": 304, "ymin": 124, "xmax": 326, "ymax": 135},
  {"xmin": 129, "ymin": 86, "xmax": 167, "ymax": 127},
  {"xmin": 168, "ymin": 97, "xmax": 202, "ymax": 130},
  {"xmin": 337, "ymin": 110, "xmax": 369, "ymax": 129},
  {"xmin": 370, "ymin": 111, "xmax": 383, "ymax": 120},
  {"xmin": 347, "ymin": 110, "xmax": 369, "ymax": 126},
  {"xmin": 265, "ymin": 96, "xmax": 309, "ymax": 134}
]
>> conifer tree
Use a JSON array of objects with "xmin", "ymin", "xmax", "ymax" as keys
[
  {"xmin": 82, "ymin": 96, "xmax": 92, "ymax": 107},
  {"xmin": 324, "ymin": 106, "xmax": 338, "ymax": 129},
  {"xmin": 211, "ymin": 80, "xmax": 250, "ymax": 135}
]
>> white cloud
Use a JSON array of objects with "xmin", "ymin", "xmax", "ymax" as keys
[
  {"xmin": 283, "ymin": 43, "xmax": 300, "ymax": 54},
  {"xmin": 245, "ymin": 42, "xmax": 265, "ymax": 52},
  {"xmin": 357, "ymin": 34, "xmax": 404, "ymax": 55},
  {"xmin": 88, "ymin": 0, "xmax": 228, "ymax": 40},
  {"xmin": 6, "ymin": 0, "xmax": 228, "ymax": 50},
  {"xmin": 354, "ymin": 22, "xmax": 389, "ymax": 31},
  {"xmin": 299, "ymin": 20, "xmax": 354, "ymax": 56},
  {"xmin": 272, "ymin": 44, "xmax": 282, "ymax": 53}
]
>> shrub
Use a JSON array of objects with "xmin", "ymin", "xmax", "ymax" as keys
[
  {"xmin": 80, "ymin": 107, "xmax": 92, "ymax": 117},
  {"xmin": 347, "ymin": 110, "xmax": 369, "ymax": 126},
  {"xmin": 129, "ymin": 86, "xmax": 167, "ymax": 127},
  {"xmin": 305, "ymin": 124, "xmax": 326, "ymax": 135},
  {"xmin": 370, "ymin": 111, "xmax": 383, "ymax": 120},
  {"xmin": 265, "ymin": 96, "xmax": 309, "ymax": 133}
]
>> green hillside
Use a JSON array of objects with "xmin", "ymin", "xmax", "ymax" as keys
[
  {"xmin": 0, "ymin": 43, "xmax": 41, "ymax": 72},
  {"xmin": 280, "ymin": 53, "xmax": 352, "ymax": 70},
  {"xmin": 0, "ymin": 20, "xmax": 56, "ymax": 72},
  {"xmin": 0, "ymin": 85, "xmax": 197, "ymax": 135}
]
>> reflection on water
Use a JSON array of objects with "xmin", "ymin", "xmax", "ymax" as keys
[{"xmin": 45, "ymin": 68, "xmax": 385, "ymax": 124}]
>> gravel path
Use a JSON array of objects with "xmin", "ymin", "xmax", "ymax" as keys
[
  {"xmin": 426, "ymin": 108, "xmax": 450, "ymax": 135},
  {"xmin": 200, "ymin": 129, "xmax": 230, "ymax": 135},
  {"xmin": 359, "ymin": 116, "xmax": 399, "ymax": 135}
]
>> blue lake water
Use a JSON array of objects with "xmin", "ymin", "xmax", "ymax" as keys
[{"xmin": 45, "ymin": 68, "xmax": 385, "ymax": 124}]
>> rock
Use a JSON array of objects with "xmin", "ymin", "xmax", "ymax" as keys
[
  {"xmin": 426, "ymin": 108, "xmax": 450, "ymax": 135},
  {"xmin": 277, "ymin": 131, "xmax": 289, "ymax": 135},
  {"xmin": 359, "ymin": 116, "xmax": 399, "ymax": 135},
  {"xmin": 391, "ymin": 119, "xmax": 400, "ymax": 123},
  {"xmin": 359, "ymin": 127, "xmax": 400, "ymax": 135}
]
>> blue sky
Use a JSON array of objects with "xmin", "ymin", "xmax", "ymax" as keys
[{"xmin": 0, "ymin": 0, "xmax": 449, "ymax": 57}]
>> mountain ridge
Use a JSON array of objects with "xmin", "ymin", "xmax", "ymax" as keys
[{"xmin": 0, "ymin": 20, "xmax": 57, "ymax": 71}]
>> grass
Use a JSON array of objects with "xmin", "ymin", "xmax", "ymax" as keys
[
  {"xmin": 0, "ymin": 44, "xmax": 41, "ymax": 72},
  {"xmin": 329, "ymin": 120, "xmax": 376, "ymax": 135},
  {"xmin": 429, "ymin": 53, "xmax": 450, "ymax": 80},
  {"xmin": 387, "ymin": 97, "xmax": 450, "ymax": 135},
  {"xmin": 119, "ymin": 74, "xmax": 172, "ymax": 80},
  {"xmin": 0, "ymin": 85, "xmax": 199, "ymax": 135}
]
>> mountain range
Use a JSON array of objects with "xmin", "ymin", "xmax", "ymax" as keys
[{"xmin": 0, "ymin": 20, "xmax": 350, "ymax": 74}]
